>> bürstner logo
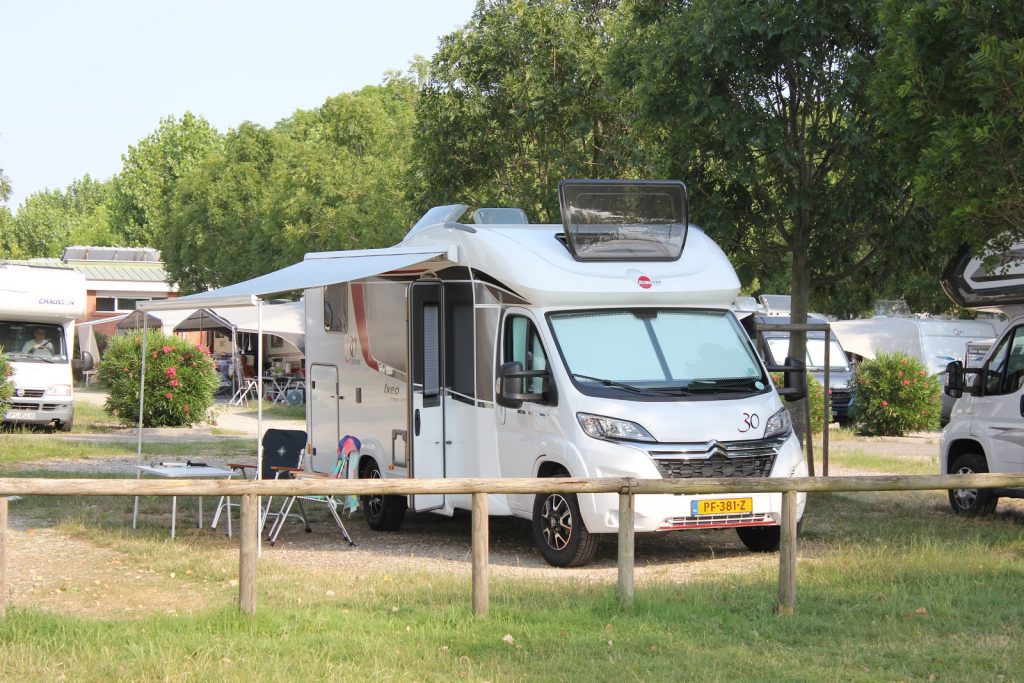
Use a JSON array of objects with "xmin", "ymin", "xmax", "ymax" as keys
[{"xmin": 637, "ymin": 275, "xmax": 653, "ymax": 289}]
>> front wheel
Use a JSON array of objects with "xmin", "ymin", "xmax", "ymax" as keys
[
  {"xmin": 532, "ymin": 491, "xmax": 600, "ymax": 567},
  {"xmin": 736, "ymin": 525, "xmax": 781, "ymax": 552},
  {"xmin": 360, "ymin": 460, "xmax": 406, "ymax": 531},
  {"xmin": 948, "ymin": 453, "xmax": 998, "ymax": 516}
]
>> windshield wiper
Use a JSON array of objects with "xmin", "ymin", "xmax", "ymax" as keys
[
  {"xmin": 570, "ymin": 373, "xmax": 653, "ymax": 395},
  {"xmin": 683, "ymin": 378, "xmax": 761, "ymax": 394}
]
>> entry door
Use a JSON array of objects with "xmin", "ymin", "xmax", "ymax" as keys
[
  {"xmin": 410, "ymin": 281, "xmax": 445, "ymax": 511},
  {"xmin": 308, "ymin": 363, "xmax": 339, "ymax": 474}
]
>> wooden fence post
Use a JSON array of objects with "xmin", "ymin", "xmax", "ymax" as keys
[
  {"xmin": 472, "ymin": 492, "xmax": 489, "ymax": 617},
  {"xmin": 239, "ymin": 493, "xmax": 258, "ymax": 615},
  {"xmin": 777, "ymin": 490, "xmax": 798, "ymax": 615},
  {"xmin": 0, "ymin": 497, "xmax": 7, "ymax": 620},
  {"xmin": 617, "ymin": 491, "xmax": 635, "ymax": 609}
]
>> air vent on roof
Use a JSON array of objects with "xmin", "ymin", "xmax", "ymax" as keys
[{"xmin": 473, "ymin": 208, "xmax": 529, "ymax": 225}]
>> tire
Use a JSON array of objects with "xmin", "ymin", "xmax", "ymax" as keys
[
  {"xmin": 948, "ymin": 453, "xmax": 998, "ymax": 516},
  {"xmin": 532, "ymin": 490, "xmax": 600, "ymax": 567},
  {"xmin": 360, "ymin": 460, "xmax": 406, "ymax": 531},
  {"xmin": 736, "ymin": 525, "xmax": 781, "ymax": 552}
]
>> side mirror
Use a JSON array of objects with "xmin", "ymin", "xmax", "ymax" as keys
[
  {"xmin": 945, "ymin": 360, "xmax": 964, "ymax": 398},
  {"xmin": 496, "ymin": 361, "xmax": 556, "ymax": 408},
  {"xmin": 72, "ymin": 351, "xmax": 95, "ymax": 372},
  {"xmin": 778, "ymin": 356, "xmax": 806, "ymax": 402}
]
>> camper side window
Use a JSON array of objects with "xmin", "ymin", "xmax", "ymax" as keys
[
  {"xmin": 504, "ymin": 315, "xmax": 548, "ymax": 397},
  {"xmin": 984, "ymin": 327, "xmax": 1024, "ymax": 395}
]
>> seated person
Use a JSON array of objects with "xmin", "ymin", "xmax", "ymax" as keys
[
  {"xmin": 22, "ymin": 327, "xmax": 54, "ymax": 357},
  {"xmin": 239, "ymin": 355, "xmax": 255, "ymax": 378}
]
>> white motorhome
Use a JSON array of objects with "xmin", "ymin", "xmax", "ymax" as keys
[
  {"xmin": 0, "ymin": 262, "xmax": 90, "ymax": 431},
  {"xmin": 153, "ymin": 180, "xmax": 809, "ymax": 566},
  {"xmin": 940, "ymin": 240, "xmax": 1024, "ymax": 515}
]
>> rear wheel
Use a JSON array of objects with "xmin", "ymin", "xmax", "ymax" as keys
[
  {"xmin": 948, "ymin": 453, "xmax": 998, "ymax": 516},
  {"xmin": 736, "ymin": 525, "xmax": 781, "ymax": 552},
  {"xmin": 360, "ymin": 460, "xmax": 406, "ymax": 530},
  {"xmin": 532, "ymin": 490, "xmax": 600, "ymax": 567}
]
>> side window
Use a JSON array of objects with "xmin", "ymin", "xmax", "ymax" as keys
[
  {"xmin": 504, "ymin": 315, "xmax": 548, "ymax": 397},
  {"xmin": 984, "ymin": 326, "xmax": 1024, "ymax": 395}
]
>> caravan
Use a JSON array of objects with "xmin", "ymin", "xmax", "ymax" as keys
[
  {"xmin": 154, "ymin": 180, "xmax": 809, "ymax": 566},
  {"xmin": 0, "ymin": 262, "xmax": 91, "ymax": 430}
]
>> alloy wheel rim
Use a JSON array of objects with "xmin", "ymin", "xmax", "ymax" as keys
[{"xmin": 540, "ymin": 494, "xmax": 573, "ymax": 551}]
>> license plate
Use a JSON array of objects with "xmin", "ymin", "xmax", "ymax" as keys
[
  {"xmin": 691, "ymin": 497, "xmax": 753, "ymax": 515},
  {"xmin": 6, "ymin": 411, "xmax": 35, "ymax": 420}
]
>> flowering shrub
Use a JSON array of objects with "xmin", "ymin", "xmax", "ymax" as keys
[
  {"xmin": 97, "ymin": 331, "xmax": 220, "ymax": 427},
  {"xmin": 771, "ymin": 372, "xmax": 827, "ymax": 434},
  {"xmin": 850, "ymin": 352, "xmax": 941, "ymax": 436},
  {"xmin": 0, "ymin": 348, "xmax": 13, "ymax": 414}
]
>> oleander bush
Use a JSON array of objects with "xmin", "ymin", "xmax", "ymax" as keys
[
  {"xmin": 0, "ymin": 348, "xmax": 13, "ymax": 414},
  {"xmin": 850, "ymin": 352, "xmax": 941, "ymax": 436},
  {"xmin": 97, "ymin": 331, "xmax": 220, "ymax": 427}
]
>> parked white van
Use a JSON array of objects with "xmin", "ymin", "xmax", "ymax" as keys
[
  {"xmin": 153, "ymin": 180, "xmax": 809, "ymax": 566},
  {"xmin": 0, "ymin": 262, "xmax": 91, "ymax": 431}
]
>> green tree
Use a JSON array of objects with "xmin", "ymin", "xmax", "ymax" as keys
[
  {"xmin": 614, "ymin": 0, "xmax": 930, "ymax": 429},
  {"xmin": 110, "ymin": 113, "xmax": 222, "ymax": 247},
  {"xmin": 414, "ymin": 0, "xmax": 638, "ymax": 220},
  {"xmin": 8, "ymin": 175, "xmax": 115, "ymax": 258},
  {"xmin": 0, "ymin": 165, "xmax": 10, "ymax": 203},
  {"xmin": 874, "ymin": 0, "xmax": 1024, "ymax": 246}
]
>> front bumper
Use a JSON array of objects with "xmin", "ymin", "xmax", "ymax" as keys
[{"xmin": 4, "ymin": 399, "xmax": 73, "ymax": 427}]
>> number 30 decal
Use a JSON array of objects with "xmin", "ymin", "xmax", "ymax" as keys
[{"xmin": 738, "ymin": 412, "xmax": 760, "ymax": 433}]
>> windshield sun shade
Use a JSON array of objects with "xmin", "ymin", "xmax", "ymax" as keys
[{"xmin": 557, "ymin": 180, "xmax": 688, "ymax": 262}]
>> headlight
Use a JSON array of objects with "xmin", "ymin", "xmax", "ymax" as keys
[
  {"xmin": 763, "ymin": 407, "xmax": 792, "ymax": 440},
  {"xmin": 577, "ymin": 412, "xmax": 655, "ymax": 442},
  {"xmin": 46, "ymin": 384, "xmax": 72, "ymax": 397}
]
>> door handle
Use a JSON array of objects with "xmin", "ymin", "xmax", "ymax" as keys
[{"xmin": 414, "ymin": 409, "xmax": 421, "ymax": 436}]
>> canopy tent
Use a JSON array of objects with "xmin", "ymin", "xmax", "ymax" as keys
[
  {"xmin": 116, "ymin": 308, "xmax": 195, "ymax": 332},
  {"xmin": 175, "ymin": 301, "xmax": 305, "ymax": 353}
]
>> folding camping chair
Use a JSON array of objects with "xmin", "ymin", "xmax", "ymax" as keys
[
  {"xmin": 266, "ymin": 435, "xmax": 359, "ymax": 547},
  {"xmin": 211, "ymin": 428, "xmax": 310, "ymax": 536}
]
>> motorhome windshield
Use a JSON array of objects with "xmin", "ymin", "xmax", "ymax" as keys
[
  {"xmin": 0, "ymin": 321, "xmax": 68, "ymax": 363},
  {"xmin": 765, "ymin": 337, "xmax": 850, "ymax": 371},
  {"xmin": 548, "ymin": 309, "xmax": 768, "ymax": 398}
]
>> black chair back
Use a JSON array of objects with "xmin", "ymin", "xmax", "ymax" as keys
[{"xmin": 260, "ymin": 429, "xmax": 307, "ymax": 480}]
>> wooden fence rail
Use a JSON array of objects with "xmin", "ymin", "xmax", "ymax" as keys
[{"xmin": 2, "ymin": 472, "xmax": 1024, "ymax": 619}]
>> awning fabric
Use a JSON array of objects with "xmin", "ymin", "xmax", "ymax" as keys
[
  {"xmin": 175, "ymin": 302, "xmax": 305, "ymax": 352},
  {"xmin": 138, "ymin": 247, "xmax": 448, "ymax": 312}
]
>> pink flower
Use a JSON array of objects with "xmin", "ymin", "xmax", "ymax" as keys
[
  {"xmin": 902, "ymin": 380, "xmax": 910, "ymax": 385},
  {"xmin": 162, "ymin": 345, "xmax": 173, "ymax": 354},
  {"xmin": 166, "ymin": 367, "xmax": 177, "ymax": 378},
  {"xmin": 183, "ymin": 404, "xmax": 190, "ymax": 413},
  {"xmin": 164, "ymin": 392, "xmax": 174, "ymax": 400},
  {"xmin": 881, "ymin": 400, "xmax": 889, "ymax": 407},
  {"xmin": 151, "ymin": 351, "xmax": 158, "ymax": 359},
  {"xmin": 170, "ymin": 379, "xmax": 180, "ymax": 387}
]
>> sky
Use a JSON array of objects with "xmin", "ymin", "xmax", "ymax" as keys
[{"xmin": 0, "ymin": 0, "xmax": 477, "ymax": 211}]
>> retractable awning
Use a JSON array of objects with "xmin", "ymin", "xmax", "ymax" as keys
[
  {"xmin": 175, "ymin": 302, "xmax": 305, "ymax": 352},
  {"xmin": 138, "ymin": 246, "xmax": 451, "ymax": 312}
]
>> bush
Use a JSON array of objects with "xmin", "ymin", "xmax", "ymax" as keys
[
  {"xmin": 0, "ymin": 348, "xmax": 13, "ymax": 414},
  {"xmin": 772, "ymin": 372, "xmax": 828, "ymax": 434},
  {"xmin": 850, "ymin": 352, "xmax": 941, "ymax": 436},
  {"xmin": 97, "ymin": 331, "xmax": 220, "ymax": 427}
]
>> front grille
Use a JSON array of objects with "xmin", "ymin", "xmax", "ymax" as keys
[
  {"xmin": 8, "ymin": 402, "xmax": 38, "ymax": 411},
  {"xmin": 16, "ymin": 389, "xmax": 45, "ymax": 398},
  {"xmin": 650, "ymin": 436, "xmax": 782, "ymax": 479},
  {"xmin": 660, "ymin": 513, "xmax": 774, "ymax": 529},
  {"xmin": 830, "ymin": 389, "xmax": 852, "ymax": 406}
]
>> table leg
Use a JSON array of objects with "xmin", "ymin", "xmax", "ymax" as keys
[
  {"xmin": 198, "ymin": 496, "xmax": 203, "ymax": 529},
  {"xmin": 171, "ymin": 496, "xmax": 177, "ymax": 539},
  {"xmin": 132, "ymin": 495, "xmax": 139, "ymax": 529},
  {"xmin": 227, "ymin": 496, "xmax": 233, "ymax": 539}
]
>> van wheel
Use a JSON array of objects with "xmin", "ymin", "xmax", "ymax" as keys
[
  {"xmin": 736, "ymin": 525, "xmax": 782, "ymax": 552},
  {"xmin": 360, "ymin": 461, "xmax": 406, "ymax": 531},
  {"xmin": 532, "ymin": 491, "xmax": 600, "ymax": 567},
  {"xmin": 948, "ymin": 453, "xmax": 998, "ymax": 516}
]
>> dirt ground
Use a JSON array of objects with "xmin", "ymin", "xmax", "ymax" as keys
[{"xmin": 0, "ymin": 399, "xmax": 967, "ymax": 619}]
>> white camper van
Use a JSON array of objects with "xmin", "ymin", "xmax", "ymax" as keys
[
  {"xmin": 0, "ymin": 262, "xmax": 90, "ymax": 431},
  {"xmin": 940, "ymin": 240, "xmax": 1024, "ymax": 515},
  {"xmin": 293, "ymin": 180, "xmax": 808, "ymax": 566}
]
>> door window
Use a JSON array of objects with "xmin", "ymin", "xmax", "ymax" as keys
[
  {"xmin": 504, "ymin": 315, "xmax": 549, "ymax": 397},
  {"xmin": 983, "ymin": 326, "xmax": 1024, "ymax": 395}
]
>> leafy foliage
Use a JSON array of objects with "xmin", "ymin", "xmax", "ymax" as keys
[
  {"xmin": 0, "ymin": 348, "xmax": 13, "ymax": 414},
  {"xmin": 6, "ymin": 176, "xmax": 116, "ymax": 258},
  {"xmin": 850, "ymin": 352, "xmax": 941, "ymax": 436},
  {"xmin": 97, "ymin": 331, "xmax": 219, "ymax": 428}
]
